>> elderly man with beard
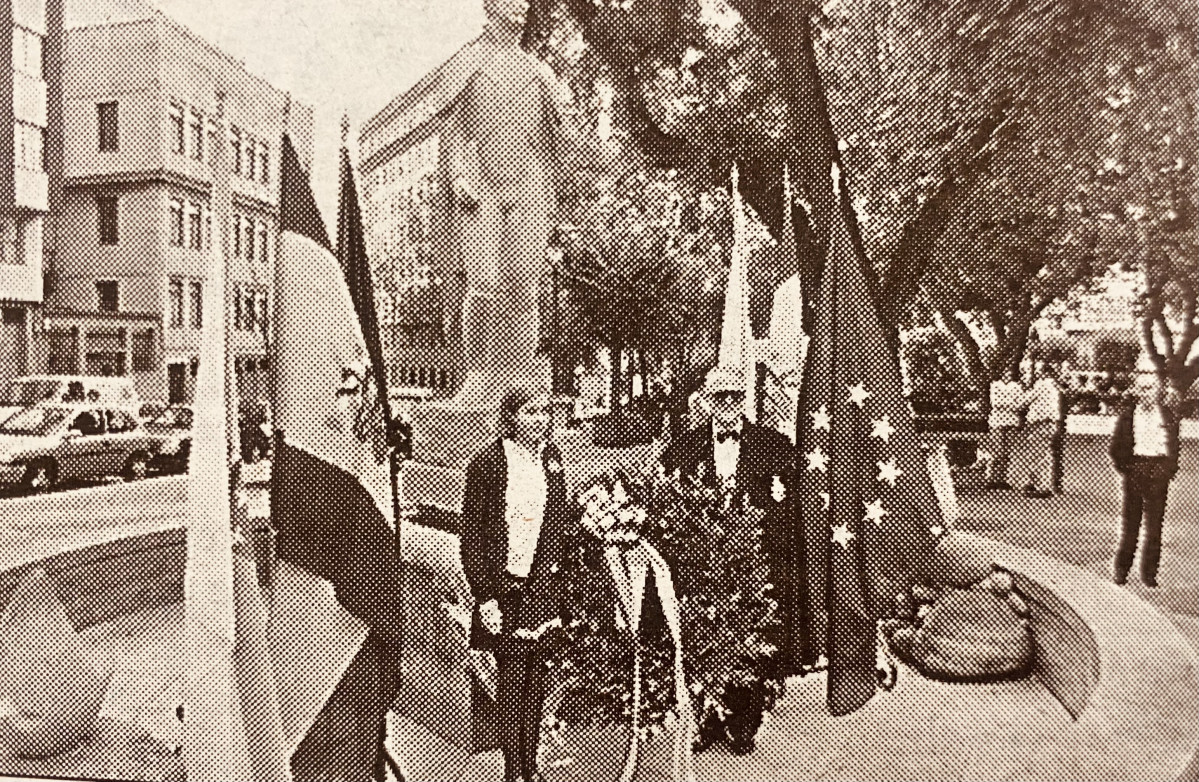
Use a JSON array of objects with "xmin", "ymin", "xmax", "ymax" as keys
[{"xmin": 659, "ymin": 365, "xmax": 796, "ymax": 753}]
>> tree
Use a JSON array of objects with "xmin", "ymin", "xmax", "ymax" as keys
[
  {"xmin": 552, "ymin": 168, "xmax": 729, "ymax": 414},
  {"xmin": 523, "ymin": 0, "xmax": 1196, "ymax": 390},
  {"xmin": 1093, "ymin": 4, "xmax": 1199, "ymax": 396},
  {"xmin": 817, "ymin": 0, "xmax": 1196, "ymax": 384}
]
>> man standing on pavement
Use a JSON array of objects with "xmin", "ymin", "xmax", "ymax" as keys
[
  {"xmin": 659, "ymin": 365, "xmax": 796, "ymax": 751},
  {"xmin": 1022, "ymin": 362, "xmax": 1063, "ymax": 498},
  {"xmin": 986, "ymin": 368, "xmax": 1024, "ymax": 490},
  {"xmin": 1110, "ymin": 371, "xmax": 1180, "ymax": 588}
]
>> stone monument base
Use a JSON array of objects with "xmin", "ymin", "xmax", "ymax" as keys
[
  {"xmin": 400, "ymin": 459, "xmax": 470, "ymax": 515},
  {"xmin": 409, "ymin": 403, "xmax": 496, "ymax": 474}
]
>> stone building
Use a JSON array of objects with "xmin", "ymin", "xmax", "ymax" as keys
[
  {"xmin": 0, "ymin": 0, "xmax": 64, "ymax": 387},
  {"xmin": 41, "ymin": 5, "xmax": 312, "ymax": 404}
]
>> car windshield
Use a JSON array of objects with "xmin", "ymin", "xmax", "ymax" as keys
[
  {"xmin": 151, "ymin": 407, "xmax": 193, "ymax": 429},
  {"xmin": 0, "ymin": 380, "xmax": 60, "ymax": 407},
  {"xmin": 0, "ymin": 407, "xmax": 68, "ymax": 436}
]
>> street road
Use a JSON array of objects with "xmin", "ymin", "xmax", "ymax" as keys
[{"xmin": 0, "ymin": 475, "xmax": 186, "ymax": 572}]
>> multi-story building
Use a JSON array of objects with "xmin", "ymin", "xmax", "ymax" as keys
[
  {"xmin": 359, "ymin": 56, "xmax": 462, "ymax": 397},
  {"xmin": 46, "ymin": 7, "xmax": 312, "ymax": 404},
  {"xmin": 1, "ymin": 0, "xmax": 64, "ymax": 387}
]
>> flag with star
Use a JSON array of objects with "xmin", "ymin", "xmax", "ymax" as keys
[{"xmin": 789, "ymin": 162, "xmax": 944, "ymax": 716}]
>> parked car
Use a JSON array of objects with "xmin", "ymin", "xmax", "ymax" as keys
[
  {"xmin": 0, "ymin": 375, "xmax": 139, "ymax": 424},
  {"xmin": 0, "ymin": 405, "xmax": 158, "ymax": 491},
  {"xmin": 145, "ymin": 405, "xmax": 193, "ymax": 473}
]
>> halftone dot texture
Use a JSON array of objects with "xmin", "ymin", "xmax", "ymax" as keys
[{"xmin": 4, "ymin": 0, "xmax": 1199, "ymax": 780}]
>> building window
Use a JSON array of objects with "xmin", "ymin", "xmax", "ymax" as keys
[
  {"xmin": 231, "ymin": 127, "xmax": 242, "ymax": 175},
  {"xmin": 259, "ymin": 142, "xmax": 269, "ymax": 184},
  {"xmin": 46, "ymin": 330, "xmax": 78, "ymax": 374},
  {"xmin": 188, "ymin": 203, "xmax": 202, "ymax": 250},
  {"xmin": 169, "ymin": 278, "xmax": 184, "ymax": 327},
  {"xmin": 206, "ymin": 120, "xmax": 219, "ymax": 166},
  {"xmin": 258, "ymin": 290, "xmax": 269, "ymax": 335},
  {"xmin": 258, "ymin": 222, "xmax": 268, "ymax": 262},
  {"xmin": 169, "ymin": 102, "xmax": 185, "ymax": 155},
  {"xmin": 97, "ymin": 195, "xmax": 119, "ymax": 245},
  {"xmin": 96, "ymin": 280, "xmax": 119, "ymax": 313},
  {"xmin": 190, "ymin": 281, "xmax": 203, "ymax": 329},
  {"xmin": 14, "ymin": 122, "xmax": 44, "ymax": 170},
  {"xmin": 98, "ymin": 102, "xmax": 119, "ymax": 152},
  {"xmin": 12, "ymin": 27, "xmax": 43, "ymax": 79},
  {"xmin": 245, "ymin": 290, "xmax": 257, "ymax": 331},
  {"xmin": 205, "ymin": 207, "xmax": 212, "ymax": 249},
  {"xmin": 189, "ymin": 110, "xmax": 204, "ymax": 161},
  {"xmin": 232, "ymin": 215, "xmax": 242, "ymax": 257},
  {"xmin": 169, "ymin": 199, "xmax": 184, "ymax": 247},
  {"xmin": 85, "ymin": 329, "xmax": 126, "ymax": 376},
  {"xmin": 234, "ymin": 284, "xmax": 243, "ymax": 329},
  {"xmin": 244, "ymin": 220, "xmax": 255, "ymax": 262},
  {"xmin": 131, "ymin": 330, "xmax": 155, "ymax": 372},
  {"xmin": 245, "ymin": 137, "xmax": 257, "ymax": 181}
]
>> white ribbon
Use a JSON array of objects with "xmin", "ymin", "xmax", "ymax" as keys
[{"xmin": 602, "ymin": 541, "xmax": 697, "ymax": 782}]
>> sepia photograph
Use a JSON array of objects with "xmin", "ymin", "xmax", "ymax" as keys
[{"xmin": 0, "ymin": 0, "xmax": 1196, "ymax": 780}]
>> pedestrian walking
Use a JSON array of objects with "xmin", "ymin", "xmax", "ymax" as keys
[
  {"xmin": 1051, "ymin": 372, "xmax": 1068, "ymax": 494},
  {"xmin": 1110, "ymin": 372, "xmax": 1180, "ymax": 588},
  {"xmin": 1021, "ymin": 363, "xmax": 1062, "ymax": 498},
  {"xmin": 986, "ymin": 368, "xmax": 1024, "ymax": 489}
]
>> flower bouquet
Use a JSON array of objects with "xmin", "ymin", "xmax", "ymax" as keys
[
  {"xmin": 548, "ymin": 466, "xmax": 696, "ymax": 781},
  {"xmin": 549, "ymin": 464, "xmax": 781, "ymax": 757},
  {"xmin": 578, "ymin": 471, "xmax": 649, "ymax": 548}
]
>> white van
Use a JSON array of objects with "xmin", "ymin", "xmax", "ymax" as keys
[{"xmin": 0, "ymin": 375, "xmax": 139, "ymax": 423}]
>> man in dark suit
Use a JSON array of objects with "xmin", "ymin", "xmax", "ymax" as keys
[
  {"xmin": 459, "ymin": 389, "xmax": 576, "ymax": 782},
  {"xmin": 659, "ymin": 366, "xmax": 796, "ymax": 751},
  {"xmin": 661, "ymin": 366, "xmax": 796, "ymax": 511},
  {"xmin": 1110, "ymin": 371, "xmax": 1180, "ymax": 588}
]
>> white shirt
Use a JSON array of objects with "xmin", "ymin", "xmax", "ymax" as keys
[
  {"xmin": 712, "ymin": 420, "xmax": 743, "ymax": 484},
  {"xmin": 502, "ymin": 439, "xmax": 548, "ymax": 579},
  {"xmin": 1133, "ymin": 404, "xmax": 1169, "ymax": 458},
  {"xmin": 1025, "ymin": 378, "xmax": 1062, "ymax": 425},
  {"xmin": 989, "ymin": 380, "xmax": 1024, "ymax": 429}
]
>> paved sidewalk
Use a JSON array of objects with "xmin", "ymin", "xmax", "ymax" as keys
[
  {"xmin": 957, "ymin": 436, "xmax": 1198, "ymax": 651},
  {"xmin": 957, "ymin": 434, "xmax": 1199, "ymax": 781}
]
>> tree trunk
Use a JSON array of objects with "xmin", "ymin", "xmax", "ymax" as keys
[
  {"xmin": 606, "ymin": 342, "xmax": 622, "ymax": 417},
  {"xmin": 997, "ymin": 300, "xmax": 1037, "ymax": 379},
  {"xmin": 941, "ymin": 312, "xmax": 988, "ymax": 384}
]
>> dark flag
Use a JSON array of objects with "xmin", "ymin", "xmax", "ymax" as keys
[
  {"xmin": 337, "ymin": 143, "xmax": 393, "ymax": 441},
  {"xmin": 272, "ymin": 134, "xmax": 400, "ymax": 780},
  {"xmin": 791, "ymin": 162, "xmax": 944, "ymax": 716}
]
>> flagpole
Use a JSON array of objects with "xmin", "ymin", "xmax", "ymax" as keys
[
  {"xmin": 212, "ymin": 89, "xmax": 240, "ymax": 516},
  {"xmin": 266, "ymin": 94, "xmax": 291, "ymax": 618},
  {"xmin": 339, "ymin": 113, "xmax": 407, "ymax": 782},
  {"xmin": 270, "ymin": 93, "xmax": 290, "ymax": 447}
]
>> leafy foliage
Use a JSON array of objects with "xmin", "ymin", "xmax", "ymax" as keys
[
  {"xmin": 550, "ymin": 167, "xmax": 729, "ymax": 407},
  {"xmin": 527, "ymin": 0, "xmax": 1196, "ymax": 393},
  {"xmin": 548, "ymin": 468, "xmax": 782, "ymax": 730}
]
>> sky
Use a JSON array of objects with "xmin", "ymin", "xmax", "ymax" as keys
[{"xmin": 144, "ymin": 0, "xmax": 486, "ymax": 227}]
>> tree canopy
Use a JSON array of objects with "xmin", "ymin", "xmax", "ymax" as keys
[{"xmin": 524, "ymin": 0, "xmax": 1197, "ymax": 391}]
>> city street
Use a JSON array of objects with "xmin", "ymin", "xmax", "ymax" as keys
[{"xmin": 957, "ymin": 434, "xmax": 1199, "ymax": 653}]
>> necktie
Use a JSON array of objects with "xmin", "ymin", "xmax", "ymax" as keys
[{"xmin": 716, "ymin": 431, "xmax": 740, "ymax": 443}]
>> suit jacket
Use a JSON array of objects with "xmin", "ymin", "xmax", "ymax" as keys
[
  {"xmin": 662, "ymin": 419, "xmax": 796, "ymax": 509},
  {"xmin": 1110, "ymin": 401, "xmax": 1180, "ymax": 476},
  {"xmin": 460, "ymin": 439, "xmax": 576, "ymax": 650},
  {"xmin": 661, "ymin": 419, "xmax": 796, "ymax": 573}
]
